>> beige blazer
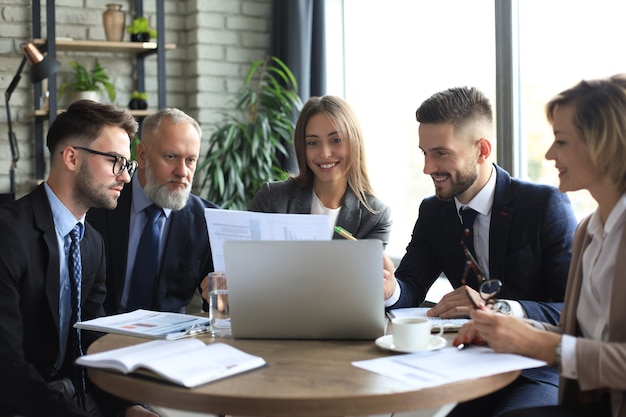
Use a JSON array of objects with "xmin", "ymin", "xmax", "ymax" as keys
[{"xmin": 545, "ymin": 215, "xmax": 626, "ymax": 417}]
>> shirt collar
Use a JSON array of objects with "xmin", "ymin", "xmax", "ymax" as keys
[
  {"xmin": 455, "ymin": 164, "xmax": 496, "ymax": 217},
  {"xmin": 588, "ymin": 193, "xmax": 626, "ymax": 239},
  {"xmin": 44, "ymin": 182, "xmax": 85, "ymax": 239}
]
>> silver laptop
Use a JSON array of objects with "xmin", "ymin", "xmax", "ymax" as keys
[{"xmin": 223, "ymin": 240, "xmax": 385, "ymax": 340}]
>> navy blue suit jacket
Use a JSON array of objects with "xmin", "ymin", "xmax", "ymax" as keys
[
  {"xmin": 393, "ymin": 165, "xmax": 577, "ymax": 385},
  {"xmin": 87, "ymin": 184, "xmax": 219, "ymax": 314}
]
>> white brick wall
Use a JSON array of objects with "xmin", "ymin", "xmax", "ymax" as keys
[{"xmin": 0, "ymin": 0, "xmax": 271, "ymax": 196}]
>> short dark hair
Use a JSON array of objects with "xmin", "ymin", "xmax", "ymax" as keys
[
  {"xmin": 416, "ymin": 86, "xmax": 492, "ymax": 129},
  {"xmin": 46, "ymin": 100, "xmax": 138, "ymax": 154}
]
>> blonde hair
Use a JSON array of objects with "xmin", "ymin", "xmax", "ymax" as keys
[
  {"xmin": 292, "ymin": 95, "xmax": 378, "ymax": 213},
  {"xmin": 546, "ymin": 74, "xmax": 626, "ymax": 193}
]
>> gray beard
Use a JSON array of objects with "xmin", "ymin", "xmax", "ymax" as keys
[{"xmin": 143, "ymin": 162, "xmax": 191, "ymax": 211}]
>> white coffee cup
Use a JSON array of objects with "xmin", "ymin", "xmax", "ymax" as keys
[{"xmin": 391, "ymin": 317, "xmax": 444, "ymax": 350}]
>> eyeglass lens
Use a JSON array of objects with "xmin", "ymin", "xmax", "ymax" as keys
[
  {"xmin": 479, "ymin": 279, "xmax": 502, "ymax": 303},
  {"xmin": 114, "ymin": 158, "xmax": 137, "ymax": 176}
]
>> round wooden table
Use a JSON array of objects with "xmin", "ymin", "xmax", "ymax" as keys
[{"xmin": 87, "ymin": 333, "xmax": 519, "ymax": 417}]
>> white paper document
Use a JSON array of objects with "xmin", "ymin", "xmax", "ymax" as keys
[
  {"xmin": 387, "ymin": 307, "xmax": 469, "ymax": 331},
  {"xmin": 75, "ymin": 309, "xmax": 211, "ymax": 340},
  {"xmin": 352, "ymin": 346, "xmax": 546, "ymax": 388},
  {"xmin": 204, "ymin": 209, "xmax": 331, "ymax": 272}
]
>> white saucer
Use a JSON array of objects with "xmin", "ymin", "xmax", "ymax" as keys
[{"xmin": 375, "ymin": 334, "xmax": 447, "ymax": 353}]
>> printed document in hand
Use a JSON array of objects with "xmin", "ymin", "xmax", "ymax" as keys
[
  {"xmin": 74, "ymin": 309, "xmax": 211, "ymax": 340},
  {"xmin": 204, "ymin": 208, "xmax": 331, "ymax": 272},
  {"xmin": 75, "ymin": 339, "xmax": 266, "ymax": 388},
  {"xmin": 353, "ymin": 346, "xmax": 546, "ymax": 388}
]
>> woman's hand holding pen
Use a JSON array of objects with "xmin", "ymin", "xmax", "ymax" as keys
[
  {"xmin": 453, "ymin": 306, "xmax": 488, "ymax": 349},
  {"xmin": 454, "ymin": 306, "xmax": 558, "ymax": 362}
]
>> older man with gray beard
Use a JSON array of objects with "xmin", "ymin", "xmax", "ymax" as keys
[{"xmin": 87, "ymin": 108, "xmax": 219, "ymax": 314}]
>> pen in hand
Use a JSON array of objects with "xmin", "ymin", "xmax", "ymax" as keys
[{"xmin": 334, "ymin": 226, "xmax": 357, "ymax": 241}]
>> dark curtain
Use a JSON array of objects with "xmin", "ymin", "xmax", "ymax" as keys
[
  {"xmin": 270, "ymin": 0, "xmax": 327, "ymax": 101},
  {"xmin": 270, "ymin": 0, "xmax": 328, "ymax": 173}
]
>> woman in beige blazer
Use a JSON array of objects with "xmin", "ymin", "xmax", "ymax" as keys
[{"xmin": 454, "ymin": 74, "xmax": 626, "ymax": 417}]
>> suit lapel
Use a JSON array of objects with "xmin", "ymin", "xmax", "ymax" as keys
[
  {"xmin": 489, "ymin": 166, "xmax": 514, "ymax": 281},
  {"xmin": 287, "ymin": 186, "xmax": 312, "ymax": 214},
  {"xmin": 336, "ymin": 188, "xmax": 361, "ymax": 237},
  {"xmin": 155, "ymin": 206, "xmax": 193, "ymax": 305},
  {"xmin": 563, "ymin": 217, "xmax": 590, "ymax": 334},
  {"xmin": 32, "ymin": 186, "xmax": 63, "ymax": 337},
  {"xmin": 107, "ymin": 186, "xmax": 132, "ymax": 306}
]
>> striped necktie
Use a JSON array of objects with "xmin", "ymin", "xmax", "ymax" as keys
[{"xmin": 68, "ymin": 224, "xmax": 86, "ymax": 410}]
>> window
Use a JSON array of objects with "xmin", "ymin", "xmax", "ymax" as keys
[
  {"xmin": 335, "ymin": 0, "xmax": 624, "ymax": 261},
  {"xmin": 518, "ymin": 0, "xmax": 626, "ymax": 218},
  {"xmin": 339, "ymin": 0, "xmax": 495, "ymax": 258}
]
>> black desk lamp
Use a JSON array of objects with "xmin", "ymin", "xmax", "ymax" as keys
[{"xmin": 4, "ymin": 42, "xmax": 60, "ymax": 196}]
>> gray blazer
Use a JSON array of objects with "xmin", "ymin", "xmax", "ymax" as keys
[{"xmin": 249, "ymin": 180, "xmax": 392, "ymax": 248}]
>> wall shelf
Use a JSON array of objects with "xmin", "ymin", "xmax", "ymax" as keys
[
  {"xmin": 32, "ymin": 38, "xmax": 176, "ymax": 54},
  {"xmin": 34, "ymin": 109, "xmax": 154, "ymax": 118},
  {"xmin": 31, "ymin": 0, "xmax": 169, "ymax": 180}
]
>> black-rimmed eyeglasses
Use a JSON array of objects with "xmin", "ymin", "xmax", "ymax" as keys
[
  {"xmin": 460, "ymin": 229, "xmax": 502, "ymax": 307},
  {"xmin": 71, "ymin": 146, "xmax": 137, "ymax": 177}
]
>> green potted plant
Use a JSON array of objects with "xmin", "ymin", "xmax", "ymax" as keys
[
  {"xmin": 58, "ymin": 59, "xmax": 116, "ymax": 103},
  {"xmin": 127, "ymin": 17, "xmax": 157, "ymax": 42},
  {"xmin": 128, "ymin": 90, "xmax": 148, "ymax": 109},
  {"xmin": 197, "ymin": 56, "xmax": 302, "ymax": 209}
]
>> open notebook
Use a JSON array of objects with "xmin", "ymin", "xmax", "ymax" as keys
[{"xmin": 224, "ymin": 240, "xmax": 386, "ymax": 340}]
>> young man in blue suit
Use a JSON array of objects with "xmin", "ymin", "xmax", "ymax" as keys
[
  {"xmin": 87, "ymin": 108, "xmax": 219, "ymax": 314},
  {"xmin": 0, "ymin": 101, "xmax": 157, "ymax": 416},
  {"xmin": 384, "ymin": 87, "xmax": 578, "ymax": 416}
]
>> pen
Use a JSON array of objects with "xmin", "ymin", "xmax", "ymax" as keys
[{"xmin": 334, "ymin": 226, "xmax": 357, "ymax": 241}]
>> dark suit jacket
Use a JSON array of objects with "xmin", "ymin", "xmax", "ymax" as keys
[
  {"xmin": 0, "ymin": 184, "xmax": 106, "ymax": 417},
  {"xmin": 249, "ymin": 179, "xmax": 392, "ymax": 247},
  {"xmin": 87, "ymin": 184, "xmax": 219, "ymax": 314},
  {"xmin": 393, "ymin": 165, "xmax": 577, "ymax": 387}
]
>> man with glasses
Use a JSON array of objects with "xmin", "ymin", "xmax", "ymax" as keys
[
  {"xmin": 87, "ymin": 108, "xmax": 219, "ymax": 315},
  {"xmin": 383, "ymin": 87, "xmax": 578, "ymax": 416},
  {"xmin": 0, "ymin": 100, "xmax": 156, "ymax": 416}
]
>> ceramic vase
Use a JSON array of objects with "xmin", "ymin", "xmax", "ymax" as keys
[
  {"xmin": 103, "ymin": 4, "xmax": 126, "ymax": 42},
  {"xmin": 71, "ymin": 91, "xmax": 100, "ymax": 103}
]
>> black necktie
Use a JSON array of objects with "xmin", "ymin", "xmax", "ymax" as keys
[
  {"xmin": 460, "ymin": 207, "xmax": 479, "ymax": 260},
  {"xmin": 128, "ymin": 204, "xmax": 163, "ymax": 310},
  {"xmin": 68, "ymin": 224, "xmax": 86, "ymax": 410}
]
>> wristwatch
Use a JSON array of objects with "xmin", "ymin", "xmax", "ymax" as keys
[{"xmin": 492, "ymin": 300, "xmax": 512, "ymax": 315}]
